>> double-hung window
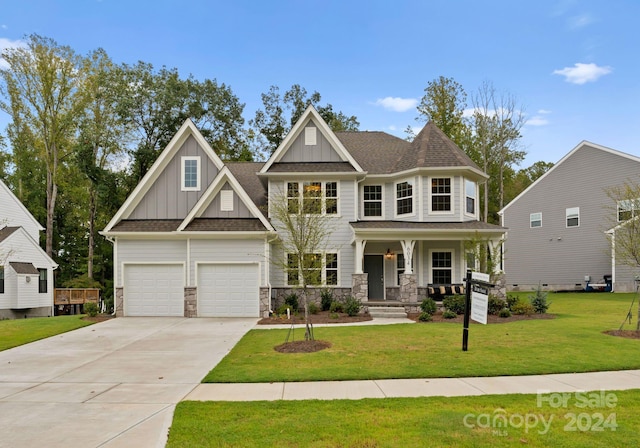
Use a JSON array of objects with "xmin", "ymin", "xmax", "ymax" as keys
[
  {"xmin": 618, "ymin": 199, "xmax": 640, "ymax": 222},
  {"xmin": 465, "ymin": 180, "xmax": 476, "ymax": 215},
  {"xmin": 431, "ymin": 251, "xmax": 452, "ymax": 284},
  {"xmin": 287, "ymin": 253, "xmax": 338, "ymax": 286},
  {"xmin": 431, "ymin": 178, "xmax": 451, "ymax": 212},
  {"xmin": 530, "ymin": 212, "xmax": 542, "ymax": 228},
  {"xmin": 181, "ymin": 156, "xmax": 200, "ymax": 191},
  {"xmin": 0, "ymin": 266, "xmax": 4, "ymax": 294},
  {"xmin": 566, "ymin": 207, "xmax": 580, "ymax": 227},
  {"xmin": 287, "ymin": 181, "xmax": 338, "ymax": 215},
  {"xmin": 38, "ymin": 268, "xmax": 47, "ymax": 294},
  {"xmin": 363, "ymin": 185, "xmax": 383, "ymax": 217},
  {"xmin": 396, "ymin": 181, "xmax": 413, "ymax": 215}
]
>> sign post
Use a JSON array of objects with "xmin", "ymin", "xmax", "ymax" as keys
[{"xmin": 462, "ymin": 270, "xmax": 494, "ymax": 351}]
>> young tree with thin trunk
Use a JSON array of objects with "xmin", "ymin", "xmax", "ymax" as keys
[
  {"xmin": 0, "ymin": 34, "xmax": 87, "ymax": 258},
  {"xmin": 268, "ymin": 187, "xmax": 336, "ymax": 341}
]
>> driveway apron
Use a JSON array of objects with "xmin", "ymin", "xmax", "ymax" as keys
[{"xmin": 0, "ymin": 317, "xmax": 256, "ymax": 448}]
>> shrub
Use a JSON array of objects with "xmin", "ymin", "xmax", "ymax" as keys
[
  {"xmin": 443, "ymin": 309, "xmax": 457, "ymax": 319},
  {"xmin": 276, "ymin": 303, "xmax": 295, "ymax": 316},
  {"xmin": 511, "ymin": 300, "xmax": 535, "ymax": 316},
  {"xmin": 343, "ymin": 296, "xmax": 362, "ymax": 316},
  {"xmin": 498, "ymin": 307, "xmax": 512, "ymax": 318},
  {"xmin": 329, "ymin": 301, "xmax": 344, "ymax": 313},
  {"xmin": 329, "ymin": 312, "xmax": 339, "ymax": 319},
  {"xmin": 443, "ymin": 295, "xmax": 466, "ymax": 315},
  {"xmin": 418, "ymin": 311, "xmax": 433, "ymax": 322},
  {"xmin": 488, "ymin": 295, "xmax": 505, "ymax": 315},
  {"xmin": 83, "ymin": 302, "xmax": 99, "ymax": 317},
  {"xmin": 506, "ymin": 294, "xmax": 519, "ymax": 311},
  {"xmin": 308, "ymin": 302, "xmax": 319, "ymax": 315},
  {"xmin": 284, "ymin": 293, "xmax": 299, "ymax": 312},
  {"xmin": 529, "ymin": 286, "xmax": 551, "ymax": 314},
  {"xmin": 420, "ymin": 297, "xmax": 437, "ymax": 315},
  {"xmin": 320, "ymin": 289, "xmax": 334, "ymax": 311}
]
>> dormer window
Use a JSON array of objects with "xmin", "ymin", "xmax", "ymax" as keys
[{"xmin": 181, "ymin": 156, "xmax": 201, "ymax": 191}]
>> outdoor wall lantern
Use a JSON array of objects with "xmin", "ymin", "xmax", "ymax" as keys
[{"xmin": 385, "ymin": 248, "xmax": 394, "ymax": 260}]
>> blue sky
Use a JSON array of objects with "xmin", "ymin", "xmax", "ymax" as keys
[{"xmin": 1, "ymin": 0, "xmax": 639, "ymax": 167}]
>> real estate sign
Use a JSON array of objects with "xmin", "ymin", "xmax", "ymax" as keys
[{"xmin": 471, "ymin": 283, "xmax": 488, "ymax": 325}]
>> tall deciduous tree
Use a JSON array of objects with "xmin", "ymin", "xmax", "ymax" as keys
[{"xmin": 0, "ymin": 34, "xmax": 87, "ymax": 257}]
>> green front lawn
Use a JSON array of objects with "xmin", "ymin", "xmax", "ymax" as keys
[
  {"xmin": 169, "ymin": 389, "xmax": 640, "ymax": 447},
  {"xmin": 0, "ymin": 315, "xmax": 93, "ymax": 351},
  {"xmin": 204, "ymin": 293, "xmax": 640, "ymax": 383}
]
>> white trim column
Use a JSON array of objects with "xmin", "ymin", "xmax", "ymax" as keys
[
  {"xmin": 355, "ymin": 239, "xmax": 367, "ymax": 274},
  {"xmin": 400, "ymin": 240, "xmax": 415, "ymax": 275}
]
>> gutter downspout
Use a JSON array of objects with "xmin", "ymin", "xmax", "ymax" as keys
[
  {"xmin": 101, "ymin": 234, "xmax": 117, "ymax": 315},
  {"xmin": 266, "ymin": 233, "xmax": 279, "ymax": 315}
]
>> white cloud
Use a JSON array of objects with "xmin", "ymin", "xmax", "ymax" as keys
[
  {"xmin": 553, "ymin": 62, "xmax": 612, "ymax": 84},
  {"xmin": 526, "ymin": 116, "xmax": 549, "ymax": 126},
  {"xmin": 374, "ymin": 97, "xmax": 418, "ymax": 112},
  {"xmin": 537, "ymin": 109, "xmax": 552, "ymax": 115},
  {"xmin": 0, "ymin": 37, "xmax": 27, "ymax": 70},
  {"xmin": 568, "ymin": 14, "xmax": 594, "ymax": 29}
]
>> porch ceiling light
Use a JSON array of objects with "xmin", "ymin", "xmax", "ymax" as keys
[{"xmin": 385, "ymin": 248, "xmax": 394, "ymax": 260}]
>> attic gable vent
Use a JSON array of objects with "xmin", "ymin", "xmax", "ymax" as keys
[
  {"xmin": 305, "ymin": 127, "xmax": 317, "ymax": 146},
  {"xmin": 220, "ymin": 190, "xmax": 234, "ymax": 211}
]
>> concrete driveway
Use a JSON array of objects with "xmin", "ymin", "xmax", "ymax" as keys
[{"xmin": 0, "ymin": 317, "xmax": 257, "ymax": 448}]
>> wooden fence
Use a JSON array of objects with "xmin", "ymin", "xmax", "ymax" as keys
[{"xmin": 54, "ymin": 288, "xmax": 100, "ymax": 305}]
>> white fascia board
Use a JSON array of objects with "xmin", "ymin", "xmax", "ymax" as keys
[
  {"xmin": 258, "ymin": 171, "xmax": 366, "ymax": 180},
  {"xmin": 260, "ymin": 105, "xmax": 364, "ymax": 173},
  {"xmin": 104, "ymin": 119, "xmax": 224, "ymax": 232}
]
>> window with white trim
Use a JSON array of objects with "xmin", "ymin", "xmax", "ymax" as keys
[
  {"xmin": 287, "ymin": 181, "xmax": 338, "ymax": 215},
  {"xmin": 287, "ymin": 252, "xmax": 338, "ymax": 286},
  {"xmin": 530, "ymin": 212, "xmax": 542, "ymax": 228},
  {"xmin": 0, "ymin": 266, "xmax": 4, "ymax": 294},
  {"xmin": 431, "ymin": 251, "xmax": 452, "ymax": 284},
  {"xmin": 617, "ymin": 199, "xmax": 640, "ymax": 222},
  {"xmin": 181, "ymin": 156, "xmax": 200, "ymax": 191},
  {"xmin": 431, "ymin": 178, "xmax": 451, "ymax": 212},
  {"xmin": 38, "ymin": 268, "xmax": 47, "ymax": 294},
  {"xmin": 465, "ymin": 180, "xmax": 476, "ymax": 214},
  {"xmin": 363, "ymin": 185, "xmax": 382, "ymax": 217},
  {"xmin": 566, "ymin": 207, "xmax": 579, "ymax": 227},
  {"xmin": 396, "ymin": 181, "xmax": 413, "ymax": 215},
  {"xmin": 397, "ymin": 253, "xmax": 405, "ymax": 285}
]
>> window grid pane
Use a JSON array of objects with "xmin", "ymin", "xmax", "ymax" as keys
[
  {"xmin": 184, "ymin": 159, "xmax": 198, "ymax": 188},
  {"xmin": 431, "ymin": 178, "xmax": 451, "ymax": 211},
  {"xmin": 396, "ymin": 182, "xmax": 413, "ymax": 215},
  {"xmin": 364, "ymin": 185, "xmax": 382, "ymax": 217}
]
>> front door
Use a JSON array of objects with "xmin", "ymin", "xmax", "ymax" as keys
[{"xmin": 364, "ymin": 255, "xmax": 384, "ymax": 300}]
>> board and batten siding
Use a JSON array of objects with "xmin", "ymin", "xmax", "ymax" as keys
[
  {"xmin": 503, "ymin": 144, "xmax": 640, "ymax": 290},
  {"xmin": 200, "ymin": 183, "xmax": 253, "ymax": 218},
  {"xmin": 129, "ymin": 135, "xmax": 220, "ymax": 219},
  {"xmin": 189, "ymin": 239, "xmax": 266, "ymax": 286},
  {"xmin": 116, "ymin": 239, "xmax": 187, "ymax": 285},
  {"xmin": 279, "ymin": 121, "xmax": 343, "ymax": 163},
  {"xmin": 268, "ymin": 179, "xmax": 356, "ymax": 287}
]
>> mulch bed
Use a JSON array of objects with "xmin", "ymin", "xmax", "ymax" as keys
[
  {"xmin": 258, "ymin": 310, "xmax": 373, "ymax": 325},
  {"xmin": 274, "ymin": 340, "xmax": 332, "ymax": 353},
  {"xmin": 603, "ymin": 330, "xmax": 640, "ymax": 340},
  {"xmin": 408, "ymin": 311, "xmax": 556, "ymax": 324},
  {"xmin": 81, "ymin": 314, "xmax": 115, "ymax": 323}
]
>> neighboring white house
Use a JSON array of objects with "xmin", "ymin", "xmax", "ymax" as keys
[
  {"xmin": 102, "ymin": 106, "xmax": 506, "ymax": 317},
  {"xmin": 0, "ymin": 180, "xmax": 58, "ymax": 318},
  {"xmin": 499, "ymin": 141, "xmax": 640, "ymax": 292}
]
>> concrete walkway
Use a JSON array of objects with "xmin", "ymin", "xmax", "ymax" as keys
[{"xmin": 0, "ymin": 317, "xmax": 257, "ymax": 448}]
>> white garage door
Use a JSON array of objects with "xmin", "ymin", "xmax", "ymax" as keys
[
  {"xmin": 198, "ymin": 264, "xmax": 259, "ymax": 317},
  {"xmin": 124, "ymin": 264, "xmax": 184, "ymax": 316}
]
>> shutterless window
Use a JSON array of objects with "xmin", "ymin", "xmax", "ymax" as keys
[
  {"xmin": 566, "ymin": 207, "xmax": 580, "ymax": 227},
  {"xmin": 397, "ymin": 253, "xmax": 405, "ymax": 285},
  {"xmin": 0, "ymin": 266, "xmax": 4, "ymax": 294},
  {"xmin": 530, "ymin": 212, "xmax": 542, "ymax": 228},
  {"xmin": 287, "ymin": 181, "xmax": 337, "ymax": 215},
  {"xmin": 432, "ymin": 251, "xmax": 452, "ymax": 284},
  {"xmin": 363, "ymin": 185, "xmax": 382, "ymax": 217},
  {"xmin": 465, "ymin": 180, "xmax": 476, "ymax": 214},
  {"xmin": 181, "ymin": 157, "xmax": 200, "ymax": 191},
  {"xmin": 396, "ymin": 181, "xmax": 413, "ymax": 215},
  {"xmin": 287, "ymin": 253, "xmax": 338, "ymax": 286},
  {"xmin": 431, "ymin": 178, "xmax": 451, "ymax": 212},
  {"xmin": 617, "ymin": 199, "xmax": 640, "ymax": 222},
  {"xmin": 38, "ymin": 268, "xmax": 47, "ymax": 294}
]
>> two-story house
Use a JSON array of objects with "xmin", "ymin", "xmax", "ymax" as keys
[
  {"xmin": 0, "ymin": 179, "xmax": 58, "ymax": 319},
  {"xmin": 500, "ymin": 141, "xmax": 640, "ymax": 292},
  {"xmin": 102, "ymin": 106, "xmax": 506, "ymax": 317}
]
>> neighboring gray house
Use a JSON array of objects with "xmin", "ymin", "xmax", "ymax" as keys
[
  {"xmin": 102, "ymin": 106, "xmax": 506, "ymax": 317},
  {"xmin": 0, "ymin": 179, "xmax": 58, "ymax": 319},
  {"xmin": 499, "ymin": 141, "xmax": 640, "ymax": 292}
]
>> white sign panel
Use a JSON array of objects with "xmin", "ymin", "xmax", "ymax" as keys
[
  {"xmin": 472, "ymin": 271, "xmax": 490, "ymax": 283},
  {"xmin": 471, "ymin": 287, "xmax": 488, "ymax": 325}
]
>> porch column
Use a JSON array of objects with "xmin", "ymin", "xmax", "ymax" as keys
[
  {"xmin": 355, "ymin": 239, "xmax": 367, "ymax": 274},
  {"xmin": 400, "ymin": 240, "xmax": 416, "ymax": 274}
]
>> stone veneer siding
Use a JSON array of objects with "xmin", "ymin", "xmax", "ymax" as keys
[
  {"xmin": 398, "ymin": 273, "xmax": 418, "ymax": 303},
  {"xmin": 260, "ymin": 287, "xmax": 270, "ymax": 318},
  {"xmin": 115, "ymin": 287, "xmax": 124, "ymax": 317},
  {"xmin": 184, "ymin": 287, "xmax": 197, "ymax": 318},
  {"xmin": 270, "ymin": 287, "xmax": 353, "ymax": 310},
  {"xmin": 351, "ymin": 273, "xmax": 368, "ymax": 303}
]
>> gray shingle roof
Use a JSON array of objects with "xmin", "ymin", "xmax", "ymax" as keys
[
  {"xmin": 110, "ymin": 220, "xmax": 182, "ymax": 232},
  {"xmin": 267, "ymin": 162, "xmax": 356, "ymax": 173},
  {"xmin": 9, "ymin": 261, "xmax": 39, "ymax": 275},
  {"xmin": 334, "ymin": 131, "xmax": 410, "ymax": 174},
  {"xmin": 0, "ymin": 226, "xmax": 20, "ymax": 243},
  {"xmin": 226, "ymin": 162, "xmax": 267, "ymax": 208},
  {"xmin": 183, "ymin": 218, "xmax": 267, "ymax": 232}
]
